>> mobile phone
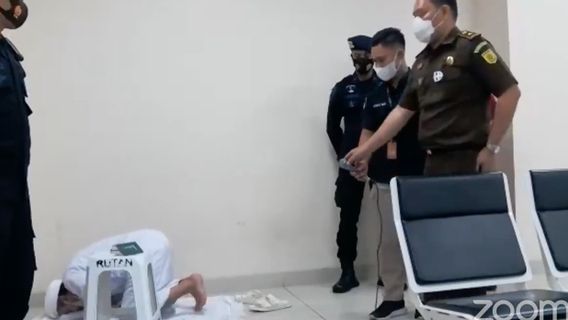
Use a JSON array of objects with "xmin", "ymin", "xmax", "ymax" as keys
[{"xmin": 339, "ymin": 158, "xmax": 355, "ymax": 172}]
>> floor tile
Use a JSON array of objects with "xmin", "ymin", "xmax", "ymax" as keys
[{"xmin": 286, "ymin": 282, "xmax": 414, "ymax": 320}]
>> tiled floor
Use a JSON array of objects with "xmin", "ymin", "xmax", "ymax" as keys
[
  {"xmin": 25, "ymin": 282, "xmax": 398, "ymax": 320},
  {"xmin": 25, "ymin": 275, "xmax": 553, "ymax": 320}
]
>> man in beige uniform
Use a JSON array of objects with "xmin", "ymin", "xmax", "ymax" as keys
[{"xmin": 346, "ymin": 0, "xmax": 521, "ymax": 308}]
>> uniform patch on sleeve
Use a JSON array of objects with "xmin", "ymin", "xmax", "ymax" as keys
[
  {"xmin": 459, "ymin": 30, "xmax": 481, "ymax": 40},
  {"xmin": 481, "ymin": 48, "xmax": 498, "ymax": 64},
  {"xmin": 474, "ymin": 41, "xmax": 489, "ymax": 54}
]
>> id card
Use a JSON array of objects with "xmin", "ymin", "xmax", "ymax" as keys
[{"xmin": 387, "ymin": 141, "xmax": 397, "ymax": 160}]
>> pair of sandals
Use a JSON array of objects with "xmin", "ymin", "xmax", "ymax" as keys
[{"xmin": 234, "ymin": 290, "xmax": 292, "ymax": 313}]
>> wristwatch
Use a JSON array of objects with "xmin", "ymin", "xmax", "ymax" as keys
[{"xmin": 486, "ymin": 143, "xmax": 501, "ymax": 155}]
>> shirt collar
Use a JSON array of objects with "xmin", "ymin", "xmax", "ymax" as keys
[{"xmin": 388, "ymin": 68, "xmax": 410, "ymax": 91}]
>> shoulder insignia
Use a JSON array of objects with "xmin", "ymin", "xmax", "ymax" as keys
[
  {"xmin": 474, "ymin": 41, "xmax": 489, "ymax": 54},
  {"xmin": 481, "ymin": 48, "xmax": 498, "ymax": 64},
  {"xmin": 458, "ymin": 30, "xmax": 481, "ymax": 40}
]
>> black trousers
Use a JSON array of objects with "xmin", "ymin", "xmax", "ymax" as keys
[
  {"xmin": 0, "ymin": 196, "xmax": 36, "ymax": 320},
  {"xmin": 335, "ymin": 173, "xmax": 365, "ymax": 270}
]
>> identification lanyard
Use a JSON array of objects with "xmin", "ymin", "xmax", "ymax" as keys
[
  {"xmin": 385, "ymin": 85, "xmax": 397, "ymax": 160},
  {"xmin": 386, "ymin": 86, "xmax": 393, "ymax": 109}
]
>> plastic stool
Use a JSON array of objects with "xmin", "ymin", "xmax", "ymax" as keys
[{"xmin": 85, "ymin": 252, "xmax": 162, "ymax": 320}]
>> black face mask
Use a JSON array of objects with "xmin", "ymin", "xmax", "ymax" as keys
[
  {"xmin": 353, "ymin": 57, "xmax": 373, "ymax": 75},
  {"xmin": 0, "ymin": 0, "xmax": 28, "ymax": 29}
]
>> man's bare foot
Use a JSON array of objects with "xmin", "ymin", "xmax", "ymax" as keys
[{"xmin": 180, "ymin": 274, "xmax": 207, "ymax": 311}]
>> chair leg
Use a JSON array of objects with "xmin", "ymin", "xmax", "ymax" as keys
[
  {"xmin": 86, "ymin": 271, "xmax": 113, "ymax": 320},
  {"xmin": 131, "ymin": 264, "xmax": 162, "ymax": 320}
]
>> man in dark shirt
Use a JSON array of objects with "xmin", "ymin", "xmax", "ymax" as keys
[
  {"xmin": 0, "ymin": 1, "xmax": 35, "ymax": 319},
  {"xmin": 326, "ymin": 35, "xmax": 379, "ymax": 294},
  {"xmin": 361, "ymin": 28, "xmax": 424, "ymax": 320}
]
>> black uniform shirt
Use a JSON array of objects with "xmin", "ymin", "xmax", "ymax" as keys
[
  {"xmin": 327, "ymin": 73, "xmax": 379, "ymax": 160},
  {"xmin": 363, "ymin": 70, "xmax": 424, "ymax": 183},
  {"xmin": 0, "ymin": 37, "xmax": 31, "ymax": 203}
]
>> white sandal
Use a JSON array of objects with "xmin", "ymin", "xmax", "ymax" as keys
[
  {"xmin": 234, "ymin": 290, "xmax": 264, "ymax": 305},
  {"xmin": 249, "ymin": 294, "xmax": 291, "ymax": 312}
]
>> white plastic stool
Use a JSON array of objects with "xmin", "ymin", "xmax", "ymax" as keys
[{"xmin": 85, "ymin": 252, "xmax": 162, "ymax": 320}]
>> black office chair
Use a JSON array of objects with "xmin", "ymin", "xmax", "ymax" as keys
[
  {"xmin": 530, "ymin": 170, "xmax": 568, "ymax": 292},
  {"xmin": 391, "ymin": 173, "xmax": 568, "ymax": 320}
]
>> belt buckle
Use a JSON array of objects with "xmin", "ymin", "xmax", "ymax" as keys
[{"xmin": 426, "ymin": 149, "xmax": 433, "ymax": 156}]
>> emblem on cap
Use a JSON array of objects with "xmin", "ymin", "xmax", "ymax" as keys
[
  {"xmin": 433, "ymin": 71, "xmax": 444, "ymax": 83},
  {"xmin": 445, "ymin": 56, "xmax": 454, "ymax": 66},
  {"xmin": 348, "ymin": 41, "xmax": 355, "ymax": 49}
]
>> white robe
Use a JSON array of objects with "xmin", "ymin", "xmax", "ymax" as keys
[{"xmin": 62, "ymin": 229, "xmax": 177, "ymax": 310}]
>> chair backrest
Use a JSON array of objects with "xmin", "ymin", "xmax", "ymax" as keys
[
  {"xmin": 391, "ymin": 173, "xmax": 531, "ymax": 293},
  {"xmin": 530, "ymin": 170, "xmax": 568, "ymax": 277}
]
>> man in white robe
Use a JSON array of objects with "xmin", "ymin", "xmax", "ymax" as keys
[{"xmin": 44, "ymin": 229, "xmax": 207, "ymax": 319}]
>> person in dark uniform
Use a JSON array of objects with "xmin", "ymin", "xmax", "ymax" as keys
[
  {"xmin": 346, "ymin": 0, "xmax": 521, "ymax": 305},
  {"xmin": 361, "ymin": 28, "xmax": 424, "ymax": 320},
  {"xmin": 326, "ymin": 35, "xmax": 379, "ymax": 294},
  {"xmin": 0, "ymin": 1, "xmax": 35, "ymax": 319}
]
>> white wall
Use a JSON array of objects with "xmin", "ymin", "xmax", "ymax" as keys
[
  {"xmin": 469, "ymin": 1, "xmax": 516, "ymax": 202},
  {"xmin": 508, "ymin": 0, "xmax": 567, "ymax": 261},
  {"xmin": 7, "ymin": 0, "xmax": 476, "ymax": 293}
]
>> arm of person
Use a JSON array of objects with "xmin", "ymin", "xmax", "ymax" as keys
[
  {"xmin": 363, "ymin": 106, "xmax": 414, "ymax": 157},
  {"xmin": 470, "ymin": 38, "xmax": 521, "ymax": 170},
  {"xmin": 326, "ymin": 85, "xmax": 343, "ymax": 159},
  {"xmin": 487, "ymin": 85, "xmax": 521, "ymax": 146},
  {"xmin": 346, "ymin": 70, "xmax": 419, "ymax": 165},
  {"xmin": 359, "ymin": 129, "xmax": 373, "ymax": 146},
  {"xmin": 346, "ymin": 106, "xmax": 414, "ymax": 165},
  {"xmin": 62, "ymin": 257, "xmax": 89, "ymax": 300}
]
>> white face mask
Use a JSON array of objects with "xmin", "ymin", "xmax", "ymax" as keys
[
  {"xmin": 375, "ymin": 56, "xmax": 400, "ymax": 82},
  {"xmin": 413, "ymin": 17, "xmax": 434, "ymax": 43},
  {"xmin": 412, "ymin": 10, "xmax": 441, "ymax": 44}
]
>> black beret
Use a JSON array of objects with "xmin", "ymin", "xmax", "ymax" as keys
[{"xmin": 348, "ymin": 35, "xmax": 372, "ymax": 53}]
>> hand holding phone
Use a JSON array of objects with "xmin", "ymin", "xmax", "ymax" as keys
[{"xmin": 339, "ymin": 158, "xmax": 356, "ymax": 172}]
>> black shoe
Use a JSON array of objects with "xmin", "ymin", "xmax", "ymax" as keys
[
  {"xmin": 370, "ymin": 300, "xmax": 407, "ymax": 320},
  {"xmin": 332, "ymin": 270, "xmax": 360, "ymax": 294},
  {"xmin": 414, "ymin": 310, "xmax": 423, "ymax": 319},
  {"xmin": 376, "ymin": 279, "xmax": 408, "ymax": 291}
]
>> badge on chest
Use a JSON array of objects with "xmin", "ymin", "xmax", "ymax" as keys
[
  {"xmin": 433, "ymin": 71, "xmax": 444, "ymax": 83},
  {"xmin": 372, "ymin": 102, "xmax": 388, "ymax": 109},
  {"xmin": 417, "ymin": 55, "xmax": 459, "ymax": 86}
]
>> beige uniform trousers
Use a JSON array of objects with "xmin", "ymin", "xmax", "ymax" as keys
[{"xmin": 374, "ymin": 184, "xmax": 406, "ymax": 301}]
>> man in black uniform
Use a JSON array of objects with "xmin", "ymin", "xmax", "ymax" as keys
[
  {"xmin": 0, "ymin": 1, "xmax": 35, "ymax": 319},
  {"xmin": 326, "ymin": 35, "xmax": 379, "ymax": 294},
  {"xmin": 362, "ymin": 28, "xmax": 424, "ymax": 320}
]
